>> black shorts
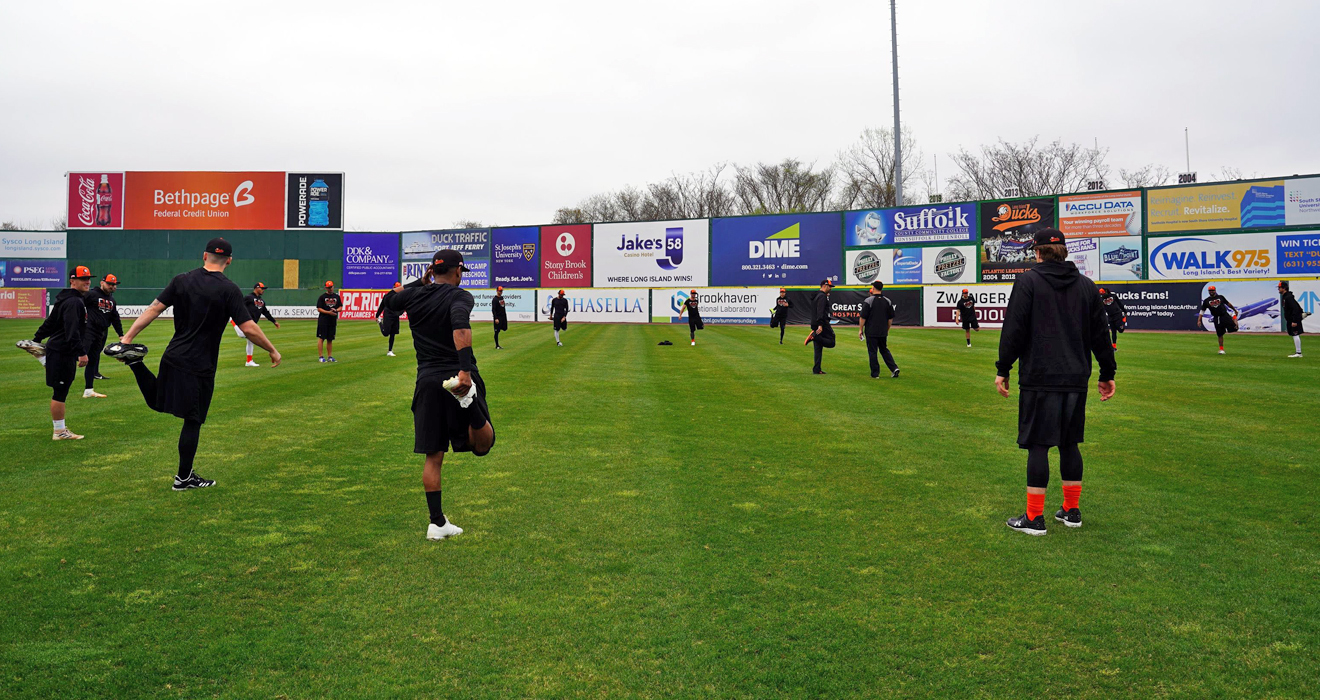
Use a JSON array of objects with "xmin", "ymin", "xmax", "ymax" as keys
[
  {"xmin": 1288, "ymin": 323, "xmax": 1304, "ymax": 337},
  {"xmin": 962, "ymin": 317, "xmax": 979, "ymax": 330},
  {"xmin": 553, "ymin": 317, "xmax": 567, "ymax": 331},
  {"xmin": 688, "ymin": 315, "xmax": 704, "ymax": 331},
  {"xmin": 379, "ymin": 316, "xmax": 399, "ymax": 336},
  {"xmin": 1107, "ymin": 316, "xmax": 1125, "ymax": 332},
  {"xmin": 156, "ymin": 361, "xmax": 216, "ymax": 424},
  {"xmin": 771, "ymin": 314, "xmax": 785, "ymax": 328},
  {"xmin": 1018, "ymin": 389, "xmax": 1086, "ymax": 448},
  {"xmin": 813, "ymin": 330, "xmax": 836, "ymax": 348},
  {"xmin": 45, "ymin": 351, "xmax": 78, "ymax": 401},
  {"xmin": 493, "ymin": 315, "xmax": 508, "ymax": 331},
  {"xmin": 412, "ymin": 371, "xmax": 495, "ymax": 454},
  {"xmin": 317, "ymin": 316, "xmax": 338, "ymax": 340}
]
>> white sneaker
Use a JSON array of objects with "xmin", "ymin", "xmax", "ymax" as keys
[
  {"xmin": 1288, "ymin": 353, "xmax": 1303, "ymax": 358},
  {"xmin": 690, "ymin": 340, "xmax": 695, "ymax": 346},
  {"xmin": 557, "ymin": 342, "xmax": 563, "ymax": 347},
  {"xmin": 245, "ymin": 361, "xmax": 259, "ymax": 367},
  {"xmin": 53, "ymin": 428, "xmax": 84, "ymax": 440},
  {"xmin": 82, "ymin": 389, "xmax": 106, "ymax": 398},
  {"xmin": 1218, "ymin": 350, "xmax": 1226, "ymax": 355},
  {"xmin": 426, "ymin": 521, "xmax": 463, "ymax": 540},
  {"xmin": 387, "ymin": 351, "xmax": 396, "ymax": 357}
]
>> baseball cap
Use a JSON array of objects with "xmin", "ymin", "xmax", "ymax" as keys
[
  {"xmin": 254, "ymin": 282, "xmax": 266, "ymax": 290},
  {"xmin": 497, "ymin": 285, "xmax": 504, "ymax": 292},
  {"xmin": 431, "ymin": 249, "xmax": 471, "ymax": 272},
  {"xmin": 961, "ymin": 288, "xmax": 969, "ymax": 294},
  {"xmin": 1030, "ymin": 228, "xmax": 1066, "ymax": 248},
  {"xmin": 820, "ymin": 279, "xmax": 834, "ymax": 287},
  {"xmin": 324, "ymin": 280, "xmax": 334, "ymax": 288},
  {"xmin": 205, "ymin": 237, "xmax": 233, "ymax": 257},
  {"xmin": 1208, "ymin": 285, "xmax": 1216, "ymax": 291},
  {"xmin": 558, "ymin": 289, "xmax": 565, "ymax": 295},
  {"xmin": 104, "ymin": 273, "xmax": 119, "ymax": 284},
  {"xmin": 71, "ymin": 265, "xmax": 92, "ymax": 279},
  {"xmin": 690, "ymin": 289, "xmax": 697, "ymax": 295},
  {"xmin": 1098, "ymin": 287, "xmax": 1106, "ymax": 293},
  {"xmin": 779, "ymin": 287, "xmax": 786, "ymax": 293},
  {"xmin": 393, "ymin": 282, "xmax": 402, "ymax": 289}
]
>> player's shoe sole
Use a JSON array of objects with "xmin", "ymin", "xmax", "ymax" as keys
[
  {"xmin": 426, "ymin": 521, "xmax": 464, "ymax": 540},
  {"xmin": 104, "ymin": 342, "xmax": 148, "ymax": 363},
  {"xmin": 1054, "ymin": 507, "xmax": 1082, "ymax": 528},
  {"xmin": 52, "ymin": 429, "xmax": 84, "ymax": 440},
  {"xmin": 16, "ymin": 339, "xmax": 47, "ymax": 358},
  {"xmin": 891, "ymin": 369, "xmax": 900, "ymax": 378},
  {"xmin": 387, "ymin": 352, "xmax": 396, "ymax": 356},
  {"xmin": 173, "ymin": 474, "xmax": 216, "ymax": 490},
  {"xmin": 1288, "ymin": 354, "xmax": 1304, "ymax": 358},
  {"xmin": 1218, "ymin": 350, "xmax": 1226, "ymax": 355},
  {"xmin": 803, "ymin": 333, "xmax": 815, "ymax": 346}
]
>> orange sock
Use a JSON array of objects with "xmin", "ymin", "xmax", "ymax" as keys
[
  {"xmin": 1062, "ymin": 484, "xmax": 1082, "ymax": 510},
  {"xmin": 1026, "ymin": 492, "xmax": 1045, "ymax": 520},
  {"xmin": 246, "ymin": 354, "xmax": 253, "ymax": 362}
]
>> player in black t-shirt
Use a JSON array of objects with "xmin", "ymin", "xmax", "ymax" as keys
[
  {"xmin": 384, "ymin": 249, "xmax": 495, "ymax": 541},
  {"xmin": 105, "ymin": 238, "xmax": 281, "ymax": 491},
  {"xmin": 82, "ymin": 272, "xmax": 124, "ymax": 397},
  {"xmin": 1097, "ymin": 287, "xmax": 1127, "ymax": 351},
  {"xmin": 492, "ymin": 286, "xmax": 509, "ymax": 349},
  {"xmin": 678, "ymin": 290, "xmax": 704, "ymax": 346},
  {"xmin": 376, "ymin": 282, "xmax": 403, "ymax": 356},
  {"xmin": 954, "ymin": 289, "xmax": 979, "ymax": 347},
  {"xmin": 1199, "ymin": 285, "xmax": 1238, "ymax": 355},
  {"xmin": 859, "ymin": 281, "xmax": 899, "ymax": 378},
  {"xmin": 317, "ymin": 281, "xmax": 342, "ymax": 363},
  {"xmin": 550, "ymin": 290, "xmax": 569, "ymax": 346},
  {"xmin": 770, "ymin": 288, "xmax": 792, "ymax": 344},
  {"xmin": 235, "ymin": 282, "xmax": 279, "ymax": 367}
]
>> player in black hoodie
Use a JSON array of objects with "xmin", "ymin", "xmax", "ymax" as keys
[
  {"xmin": 377, "ymin": 282, "xmax": 403, "ymax": 356},
  {"xmin": 81, "ymin": 272, "xmax": 124, "ymax": 397},
  {"xmin": 1097, "ymin": 287, "xmax": 1127, "ymax": 351},
  {"xmin": 770, "ymin": 288, "xmax": 792, "ymax": 344},
  {"xmin": 1280, "ymin": 280, "xmax": 1304, "ymax": 358},
  {"xmin": 36, "ymin": 266, "xmax": 93, "ymax": 439},
  {"xmin": 995, "ymin": 229, "xmax": 1116, "ymax": 536}
]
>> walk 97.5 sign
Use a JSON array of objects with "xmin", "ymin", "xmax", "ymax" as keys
[
  {"xmin": 593, "ymin": 219, "xmax": 710, "ymax": 288},
  {"xmin": 711, "ymin": 213, "xmax": 842, "ymax": 286}
]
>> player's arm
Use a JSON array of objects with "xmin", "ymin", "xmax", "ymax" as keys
[
  {"xmin": 451, "ymin": 293, "xmax": 476, "ymax": 394},
  {"xmin": 1089, "ymin": 294, "xmax": 1117, "ymax": 400},
  {"xmin": 110, "ymin": 305, "xmax": 125, "ymax": 338},
  {"xmin": 261, "ymin": 304, "xmax": 278, "ymax": 326},
  {"xmin": 994, "ymin": 278, "xmax": 1032, "ymax": 397},
  {"xmin": 858, "ymin": 300, "xmax": 869, "ymax": 338},
  {"xmin": 122, "ymin": 301, "xmax": 167, "ymax": 344},
  {"xmin": 64, "ymin": 301, "xmax": 88, "ymax": 366},
  {"xmin": 239, "ymin": 320, "xmax": 280, "ymax": 366}
]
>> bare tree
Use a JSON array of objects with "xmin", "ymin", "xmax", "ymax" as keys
[
  {"xmin": 945, "ymin": 137, "xmax": 1109, "ymax": 200},
  {"xmin": 1119, "ymin": 164, "xmax": 1174, "ymax": 189},
  {"xmin": 733, "ymin": 159, "xmax": 835, "ymax": 214},
  {"xmin": 452, "ymin": 219, "xmax": 490, "ymax": 229},
  {"xmin": 0, "ymin": 221, "xmax": 17, "ymax": 231},
  {"xmin": 50, "ymin": 215, "xmax": 67, "ymax": 230},
  {"xmin": 552, "ymin": 166, "xmax": 739, "ymax": 223},
  {"xmin": 834, "ymin": 127, "xmax": 925, "ymax": 209}
]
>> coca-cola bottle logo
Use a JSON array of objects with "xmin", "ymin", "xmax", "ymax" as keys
[{"xmin": 77, "ymin": 176, "xmax": 96, "ymax": 227}]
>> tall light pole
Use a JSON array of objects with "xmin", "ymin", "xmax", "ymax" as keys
[{"xmin": 890, "ymin": 0, "xmax": 902, "ymax": 206}]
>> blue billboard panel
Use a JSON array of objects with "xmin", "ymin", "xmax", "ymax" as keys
[
  {"xmin": 491, "ymin": 227, "xmax": 540, "ymax": 287},
  {"xmin": 892, "ymin": 248, "xmax": 923, "ymax": 285},
  {"xmin": 711, "ymin": 213, "xmax": 842, "ymax": 286},
  {"xmin": 845, "ymin": 203, "xmax": 977, "ymax": 247},
  {"xmin": 1, "ymin": 259, "xmax": 67, "ymax": 287},
  {"xmin": 401, "ymin": 228, "xmax": 492, "ymax": 288},
  {"xmin": 342, "ymin": 233, "xmax": 398, "ymax": 289}
]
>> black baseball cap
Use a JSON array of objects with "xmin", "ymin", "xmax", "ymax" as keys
[
  {"xmin": 820, "ymin": 279, "xmax": 835, "ymax": 287},
  {"xmin": 1030, "ymin": 228, "xmax": 1065, "ymax": 248},
  {"xmin": 206, "ymin": 237, "xmax": 233, "ymax": 257},
  {"xmin": 431, "ymin": 249, "xmax": 471, "ymax": 272},
  {"xmin": 254, "ymin": 282, "xmax": 267, "ymax": 290}
]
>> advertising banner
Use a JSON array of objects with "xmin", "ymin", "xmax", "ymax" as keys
[
  {"xmin": 980, "ymin": 198, "xmax": 1055, "ymax": 282},
  {"xmin": 540, "ymin": 224, "xmax": 592, "ymax": 287},
  {"xmin": 0, "ymin": 288, "xmax": 47, "ymax": 319},
  {"xmin": 286, "ymin": 173, "xmax": 344, "ymax": 230},
  {"xmin": 782, "ymin": 288, "xmax": 917, "ymax": 326},
  {"xmin": 892, "ymin": 248, "xmax": 923, "ymax": 285},
  {"xmin": 1, "ymin": 260, "xmax": 67, "ymax": 287},
  {"xmin": 924, "ymin": 284, "xmax": 1014, "ymax": 328},
  {"xmin": 1100, "ymin": 236, "xmax": 1144, "ymax": 281},
  {"xmin": 711, "ymin": 213, "xmax": 842, "ymax": 286},
  {"xmin": 119, "ymin": 305, "xmax": 319, "ymax": 320},
  {"xmin": 342, "ymin": 233, "xmax": 398, "ymax": 289},
  {"xmin": 123, "ymin": 171, "xmax": 287, "ymax": 230},
  {"xmin": 1293, "ymin": 281, "xmax": 1320, "ymax": 334},
  {"xmin": 845, "ymin": 248, "xmax": 894, "ymax": 286},
  {"xmin": 535, "ymin": 288, "xmax": 648, "ymax": 323},
  {"xmin": 887, "ymin": 288, "xmax": 922, "ymax": 326},
  {"xmin": 922, "ymin": 245, "xmax": 977, "ymax": 285},
  {"xmin": 337, "ymin": 289, "xmax": 389, "ymax": 321},
  {"xmin": 844, "ymin": 203, "xmax": 976, "ymax": 246},
  {"xmin": 1276, "ymin": 230, "xmax": 1320, "ymax": 276},
  {"xmin": 491, "ymin": 227, "xmax": 540, "ymax": 287},
  {"xmin": 1191, "ymin": 280, "xmax": 1285, "ymax": 333},
  {"xmin": 1285, "ymin": 177, "xmax": 1320, "ymax": 227},
  {"xmin": 1058, "ymin": 191, "xmax": 1142, "ymax": 237},
  {"xmin": 0, "ymin": 232, "xmax": 66, "ymax": 258},
  {"xmin": 593, "ymin": 219, "xmax": 710, "ymax": 288},
  {"xmin": 1147, "ymin": 180, "xmax": 1286, "ymax": 233},
  {"xmin": 66, "ymin": 172, "xmax": 125, "ymax": 229},
  {"xmin": 1106, "ymin": 282, "xmax": 1203, "ymax": 331},
  {"xmin": 1147, "ymin": 232, "xmax": 1279, "ymax": 280},
  {"xmin": 1067, "ymin": 238, "xmax": 1100, "ymax": 280},
  {"xmin": 653, "ymin": 287, "xmax": 779, "ymax": 325},
  {"xmin": 401, "ymin": 228, "xmax": 492, "ymax": 288},
  {"xmin": 470, "ymin": 288, "xmax": 535, "ymax": 323}
]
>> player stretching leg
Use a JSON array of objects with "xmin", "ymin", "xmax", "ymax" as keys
[
  {"xmin": 678, "ymin": 290, "xmax": 703, "ymax": 346},
  {"xmin": 106, "ymin": 238, "xmax": 281, "ymax": 490},
  {"xmin": 770, "ymin": 288, "xmax": 791, "ymax": 344},
  {"xmin": 1098, "ymin": 287, "xmax": 1127, "ymax": 350},
  {"xmin": 995, "ymin": 229, "xmax": 1116, "ymax": 535},
  {"xmin": 385, "ymin": 250, "xmax": 496, "ymax": 540},
  {"xmin": 806, "ymin": 279, "xmax": 836, "ymax": 374},
  {"xmin": 377, "ymin": 282, "xmax": 403, "ymax": 356},
  {"xmin": 1280, "ymin": 280, "xmax": 1305, "ymax": 358},
  {"xmin": 955, "ymin": 289, "xmax": 978, "ymax": 347},
  {"xmin": 1199, "ymin": 285, "xmax": 1238, "ymax": 355}
]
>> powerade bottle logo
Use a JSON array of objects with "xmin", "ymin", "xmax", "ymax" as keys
[{"xmin": 308, "ymin": 179, "xmax": 330, "ymax": 227}]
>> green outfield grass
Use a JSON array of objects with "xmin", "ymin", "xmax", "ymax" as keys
[{"xmin": 1, "ymin": 319, "xmax": 1317, "ymax": 698}]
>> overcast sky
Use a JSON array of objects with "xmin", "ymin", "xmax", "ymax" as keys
[{"xmin": 2, "ymin": 0, "xmax": 1317, "ymax": 231}]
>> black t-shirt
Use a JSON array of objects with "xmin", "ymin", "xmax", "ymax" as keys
[
  {"xmin": 386, "ymin": 283, "xmax": 475, "ymax": 376},
  {"xmin": 861, "ymin": 294, "xmax": 894, "ymax": 336},
  {"xmin": 1200, "ymin": 294, "xmax": 1235, "ymax": 319},
  {"xmin": 493, "ymin": 295, "xmax": 507, "ymax": 317},
  {"xmin": 684, "ymin": 298, "xmax": 701, "ymax": 317},
  {"xmin": 773, "ymin": 296, "xmax": 792, "ymax": 316},
  {"xmin": 157, "ymin": 268, "xmax": 250, "ymax": 377},
  {"xmin": 955, "ymin": 297, "xmax": 976, "ymax": 321},
  {"xmin": 813, "ymin": 292, "xmax": 832, "ymax": 328},
  {"xmin": 550, "ymin": 296, "xmax": 569, "ymax": 319},
  {"xmin": 317, "ymin": 293, "xmax": 342, "ymax": 320},
  {"xmin": 244, "ymin": 294, "xmax": 276, "ymax": 324},
  {"xmin": 85, "ymin": 287, "xmax": 123, "ymax": 335}
]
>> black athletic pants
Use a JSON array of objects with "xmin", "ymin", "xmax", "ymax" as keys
[
  {"xmin": 866, "ymin": 335, "xmax": 898, "ymax": 377},
  {"xmin": 84, "ymin": 330, "xmax": 107, "ymax": 388},
  {"xmin": 129, "ymin": 362, "xmax": 201, "ymax": 479},
  {"xmin": 388, "ymin": 334, "xmax": 396, "ymax": 352},
  {"xmin": 1026, "ymin": 443, "xmax": 1083, "ymax": 488},
  {"xmin": 812, "ymin": 330, "xmax": 836, "ymax": 373},
  {"xmin": 779, "ymin": 321, "xmax": 786, "ymax": 343}
]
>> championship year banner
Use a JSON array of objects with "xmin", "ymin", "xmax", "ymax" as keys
[
  {"xmin": 711, "ymin": 213, "xmax": 842, "ymax": 286},
  {"xmin": 593, "ymin": 219, "xmax": 710, "ymax": 288},
  {"xmin": 653, "ymin": 287, "xmax": 779, "ymax": 325},
  {"xmin": 1147, "ymin": 232, "xmax": 1280, "ymax": 280},
  {"xmin": 535, "ymin": 288, "xmax": 648, "ymax": 323},
  {"xmin": 923, "ymin": 284, "xmax": 1013, "ymax": 328},
  {"xmin": 491, "ymin": 227, "xmax": 540, "ymax": 287},
  {"xmin": 0, "ymin": 231, "xmax": 66, "ymax": 258},
  {"xmin": 845, "ymin": 203, "xmax": 976, "ymax": 246},
  {"xmin": 980, "ymin": 198, "xmax": 1055, "ymax": 283},
  {"xmin": 1058, "ymin": 191, "xmax": 1142, "ymax": 237},
  {"xmin": 0, "ymin": 288, "xmax": 47, "ymax": 319},
  {"xmin": 470, "ymin": 288, "xmax": 535, "ymax": 323}
]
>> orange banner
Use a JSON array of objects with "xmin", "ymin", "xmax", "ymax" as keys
[
  {"xmin": 0, "ymin": 288, "xmax": 47, "ymax": 319},
  {"xmin": 124, "ymin": 171, "xmax": 286, "ymax": 230}
]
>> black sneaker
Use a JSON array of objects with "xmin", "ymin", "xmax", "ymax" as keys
[
  {"xmin": 1054, "ymin": 507, "xmax": 1082, "ymax": 528},
  {"xmin": 1006, "ymin": 513, "xmax": 1046, "ymax": 536},
  {"xmin": 891, "ymin": 368, "xmax": 901, "ymax": 378},
  {"xmin": 92, "ymin": 373, "xmax": 109, "ymax": 380},
  {"xmin": 104, "ymin": 342, "xmax": 149, "ymax": 363},
  {"xmin": 173, "ymin": 473, "xmax": 216, "ymax": 491}
]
